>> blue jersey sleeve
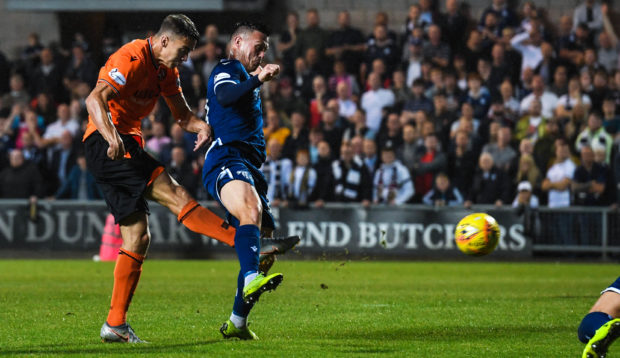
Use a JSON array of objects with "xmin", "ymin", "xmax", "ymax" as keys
[
  {"xmin": 212, "ymin": 61, "xmax": 241, "ymax": 93},
  {"xmin": 212, "ymin": 61, "xmax": 261, "ymax": 107},
  {"xmin": 216, "ymin": 76, "xmax": 262, "ymax": 107}
]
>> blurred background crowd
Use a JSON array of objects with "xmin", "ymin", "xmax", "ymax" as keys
[{"xmin": 0, "ymin": 0, "xmax": 618, "ymax": 211}]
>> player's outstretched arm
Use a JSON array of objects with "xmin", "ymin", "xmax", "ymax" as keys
[
  {"xmin": 165, "ymin": 92, "xmax": 212, "ymax": 151},
  {"xmin": 214, "ymin": 64, "xmax": 279, "ymax": 107},
  {"xmin": 85, "ymin": 82, "xmax": 125, "ymax": 160}
]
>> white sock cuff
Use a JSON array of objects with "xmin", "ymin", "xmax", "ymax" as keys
[
  {"xmin": 243, "ymin": 272, "xmax": 258, "ymax": 287},
  {"xmin": 230, "ymin": 312, "xmax": 247, "ymax": 329}
]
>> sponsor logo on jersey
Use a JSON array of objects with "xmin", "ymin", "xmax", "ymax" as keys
[
  {"xmin": 133, "ymin": 89, "xmax": 158, "ymax": 99},
  {"xmin": 109, "ymin": 68, "xmax": 126, "ymax": 86},
  {"xmin": 214, "ymin": 72, "xmax": 231, "ymax": 82}
]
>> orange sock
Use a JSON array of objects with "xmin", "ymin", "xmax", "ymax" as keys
[
  {"xmin": 178, "ymin": 200, "xmax": 236, "ymax": 247},
  {"xmin": 106, "ymin": 249, "xmax": 144, "ymax": 326}
]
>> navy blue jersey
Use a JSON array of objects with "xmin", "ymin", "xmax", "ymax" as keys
[{"xmin": 206, "ymin": 59, "xmax": 265, "ymax": 164}]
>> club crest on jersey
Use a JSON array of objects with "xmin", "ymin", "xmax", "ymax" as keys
[
  {"xmin": 109, "ymin": 68, "xmax": 126, "ymax": 86},
  {"xmin": 158, "ymin": 68, "xmax": 167, "ymax": 81}
]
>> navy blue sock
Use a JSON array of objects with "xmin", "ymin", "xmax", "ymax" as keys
[
  {"xmin": 232, "ymin": 270, "xmax": 254, "ymax": 318},
  {"xmin": 234, "ymin": 224, "xmax": 260, "ymax": 276},
  {"xmin": 578, "ymin": 312, "xmax": 613, "ymax": 343}
]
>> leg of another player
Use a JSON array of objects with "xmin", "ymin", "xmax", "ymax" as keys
[
  {"xmin": 579, "ymin": 290, "xmax": 620, "ymax": 357},
  {"xmin": 257, "ymin": 226, "xmax": 301, "ymax": 274},
  {"xmin": 590, "ymin": 292, "xmax": 620, "ymax": 317},
  {"xmin": 260, "ymin": 227, "xmax": 276, "ymax": 273},
  {"xmin": 580, "ymin": 292, "xmax": 620, "ymax": 343},
  {"xmin": 145, "ymin": 170, "xmax": 235, "ymax": 247},
  {"xmin": 101, "ymin": 212, "xmax": 149, "ymax": 343}
]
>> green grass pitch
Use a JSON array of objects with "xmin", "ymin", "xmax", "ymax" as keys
[{"xmin": 0, "ymin": 259, "xmax": 616, "ymax": 357}]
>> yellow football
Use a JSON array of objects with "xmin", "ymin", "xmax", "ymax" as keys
[{"xmin": 454, "ymin": 213, "xmax": 500, "ymax": 256}]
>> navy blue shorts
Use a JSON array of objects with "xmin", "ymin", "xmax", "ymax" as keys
[{"xmin": 202, "ymin": 142, "xmax": 275, "ymax": 230}]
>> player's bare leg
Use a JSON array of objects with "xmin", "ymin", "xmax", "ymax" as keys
[
  {"xmin": 580, "ymin": 291, "xmax": 620, "ymax": 357},
  {"xmin": 220, "ymin": 180, "xmax": 263, "ymax": 228},
  {"xmin": 101, "ymin": 212, "xmax": 149, "ymax": 343},
  {"xmin": 145, "ymin": 169, "xmax": 235, "ymax": 246},
  {"xmin": 118, "ymin": 212, "xmax": 151, "ymax": 255},
  {"xmin": 590, "ymin": 292, "xmax": 620, "ymax": 317}
]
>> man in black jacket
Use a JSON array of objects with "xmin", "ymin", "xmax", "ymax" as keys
[
  {"xmin": 0, "ymin": 148, "xmax": 44, "ymax": 199},
  {"xmin": 312, "ymin": 140, "xmax": 334, "ymax": 206},
  {"xmin": 464, "ymin": 152, "xmax": 510, "ymax": 207},
  {"xmin": 447, "ymin": 130, "xmax": 477, "ymax": 199}
]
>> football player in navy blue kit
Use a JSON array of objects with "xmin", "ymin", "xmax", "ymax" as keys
[{"xmin": 202, "ymin": 22, "xmax": 297, "ymax": 340}]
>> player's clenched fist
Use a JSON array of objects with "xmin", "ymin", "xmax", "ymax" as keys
[
  {"xmin": 193, "ymin": 123, "xmax": 213, "ymax": 151},
  {"xmin": 107, "ymin": 137, "xmax": 126, "ymax": 160},
  {"xmin": 257, "ymin": 64, "xmax": 280, "ymax": 83}
]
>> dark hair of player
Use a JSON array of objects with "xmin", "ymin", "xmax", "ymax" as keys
[
  {"xmin": 157, "ymin": 14, "xmax": 200, "ymax": 43},
  {"xmin": 231, "ymin": 21, "xmax": 271, "ymax": 39}
]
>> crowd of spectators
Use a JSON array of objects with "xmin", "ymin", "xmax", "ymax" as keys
[
  {"xmin": 258, "ymin": 0, "xmax": 620, "ymax": 210},
  {"xmin": 1, "ymin": 0, "xmax": 620, "ymax": 211}
]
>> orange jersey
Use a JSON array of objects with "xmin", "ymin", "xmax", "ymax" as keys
[{"xmin": 83, "ymin": 38, "xmax": 182, "ymax": 141}]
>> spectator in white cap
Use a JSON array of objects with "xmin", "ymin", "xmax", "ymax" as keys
[{"xmin": 512, "ymin": 180, "xmax": 539, "ymax": 208}]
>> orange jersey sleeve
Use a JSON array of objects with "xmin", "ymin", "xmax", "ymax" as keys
[{"xmin": 83, "ymin": 38, "xmax": 183, "ymax": 141}]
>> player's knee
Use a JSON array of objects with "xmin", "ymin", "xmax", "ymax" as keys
[
  {"xmin": 162, "ymin": 179, "xmax": 190, "ymax": 202},
  {"xmin": 240, "ymin": 201, "xmax": 262, "ymax": 225},
  {"xmin": 172, "ymin": 184, "xmax": 193, "ymax": 207},
  {"xmin": 172, "ymin": 181, "xmax": 190, "ymax": 198},
  {"xmin": 137, "ymin": 231, "xmax": 151, "ymax": 247},
  {"xmin": 122, "ymin": 229, "xmax": 150, "ymax": 252}
]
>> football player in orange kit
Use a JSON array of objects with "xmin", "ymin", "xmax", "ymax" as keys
[{"xmin": 84, "ymin": 14, "xmax": 297, "ymax": 343}]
